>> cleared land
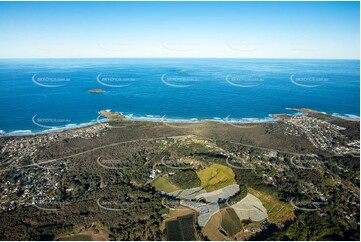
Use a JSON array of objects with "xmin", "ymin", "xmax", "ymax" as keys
[
  {"xmin": 248, "ymin": 187, "xmax": 295, "ymax": 226},
  {"xmin": 55, "ymin": 226, "xmax": 108, "ymax": 241},
  {"xmin": 220, "ymin": 207, "xmax": 243, "ymax": 237},
  {"xmin": 201, "ymin": 212, "xmax": 225, "ymax": 241},
  {"xmin": 151, "ymin": 176, "xmax": 180, "ymax": 193},
  {"xmin": 1, "ymin": 110, "xmax": 358, "ymax": 241},
  {"xmin": 197, "ymin": 164, "xmax": 236, "ymax": 192},
  {"xmin": 231, "ymin": 193, "xmax": 268, "ymax": 222},
  {"xmin": 161, "ymin": 205, "xmax": 195, "ymax": 232},
  {"xmin": 195, "ymin": 184, "xmax": 240, "ymax": 203},
  {"xmin": 166, "ymin": 213, "xmax": 197, "ymax": 241},
  {"xmin": 58, "ymin": 235, "xmax": 92, "ymax": 241}
]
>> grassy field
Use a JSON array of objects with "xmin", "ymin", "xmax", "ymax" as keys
[
  {"xmin": 151, "ymin": 176, "xmax": 180, "ymax": 193},
  {"xmin": 248, "ymin": 187, "xmax": 295, "ymax": 226},
  {"xmin": 58, "ymin": 234, "xmax": 93, "ymax": 241},
  {"xmin": 55, "ymin": 224, "xmax": 109, "ymax": 241},
  {"xmin": 220, "ymin": 207, "xmax": 243, "ymax": 237},
  {"xmin": 197, "ymin": 164, "xmax": 236, "ymax": 192}
]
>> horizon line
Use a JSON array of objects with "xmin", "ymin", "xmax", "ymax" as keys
[{"xmin": 0, "ymin": 57, "xmax": 359, "ymax": 61}]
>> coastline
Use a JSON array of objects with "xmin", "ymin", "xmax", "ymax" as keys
[{"xmin": 0, "ymin": 108, "xmax": 359, "ymax": 138}]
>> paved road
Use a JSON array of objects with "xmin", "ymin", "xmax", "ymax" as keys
[
  {"xmin": 1, "ymin": 134, "xmax": 316, "ymax": 172},
  {"xmin": 289, "ymin": 198, "xmax": 320, "ymax": 212},
  {"xmin": 214, "ymin": 138, "xmax": 313, "ymax": 157},
  {"xmin": 0, "ymin": 134, "xmax": 350, "ymax": 172},
  {"xmin": 290, "ymin": 156, "xmax": 318, "ymax": 170},
  {"xmin": 0, "ymin": 135, "xmax": 194, "ymax": 171}
]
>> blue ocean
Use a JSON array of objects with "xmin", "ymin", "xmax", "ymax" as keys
[{"xmin": 0, "ymin": 58, "xmax": 359, "ymax": 135}]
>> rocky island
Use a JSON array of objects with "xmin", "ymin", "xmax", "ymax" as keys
[
  {"xmin": 88, "ymin": 88, "xmax": 105, "ymax": 93},
  {"xmin": 99, "ymin": 110, "xmax": 125, "ymax": 120}
]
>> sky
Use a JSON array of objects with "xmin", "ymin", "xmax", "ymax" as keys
[{"xmin": 0, "ymin": 1, "xmax": 359, "ymax": 59}]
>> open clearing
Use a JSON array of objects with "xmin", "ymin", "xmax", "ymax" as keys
[
  {"xmin": 220, "ymin": 207, "xmax": 243, "ymax": 237},
  {"xmin": 201, "ymin": 207, "xmax": 243, "ymax": 240},
  {"xmin": 197, "ymin": 164, "xmax": 236, "ymax": 192},
  {"xmin": 151, "ymin": 176, "xmax": 180, "ymax": 193},
  {"xmin": 161, "ymin": 205, "xmax": 195, "ymax": 232},
  {"xmin": 58, "ymin": 235, "xmax": 93, "ymax": 241},
  {"xmin": 248, "ymin": 187, "xmax": 295, "ymax": 226},
  {"xmin": 231, "ymin": 193, "xmax": 268, "ymax": 222},
  {"xmin": 55, "ymin": 226, "xmax": 108, "ymax": 241},
  {"xmin": 201, "ymin": 212, "xmax": 225, "ymax": 241}
]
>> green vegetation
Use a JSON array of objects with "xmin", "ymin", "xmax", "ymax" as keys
[
  {"xmin": 169, "ymin": 170, "xmax": 201, "ymax": 189},
  {"xmin": 262, "ymin": 211, "xmax": 358, "ymax": 241},
  {"xmin": 197, "ymin": 164, "xmax": 236, "ymax": 192},
  {"xmin": 248, "ymin": 187, "xmax": 294, "ymax": 225},
  {"xmin": 166, "ymin": 214, "xmax": 196, "ymax": 240},
  {"xmin": 0, "ymin": 113, "xmax": 359, "ymax": 241},
  {"xmin": 228, "ymin": 185, "xmax": 248, "ymax": 204},
  {"xmin": 152, "ymin": 176, "xmax": 180, "ymax": 193}
]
